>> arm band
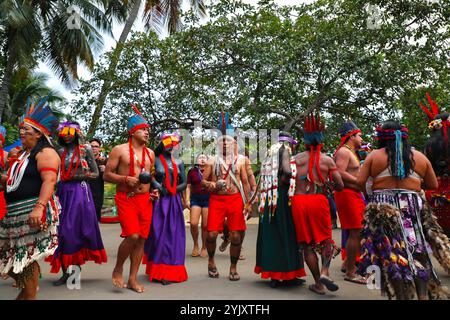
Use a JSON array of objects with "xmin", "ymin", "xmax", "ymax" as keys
[{"xmin": 39, "ymin": 168, "xmax": 58, "ymax": 174}]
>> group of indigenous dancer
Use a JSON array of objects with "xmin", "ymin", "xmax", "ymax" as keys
[{"xmin": 2, "ymin": 94, "xmax": 450, "ymax": 301}]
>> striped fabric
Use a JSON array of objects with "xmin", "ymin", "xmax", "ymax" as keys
[{"xmin": 0, "ymin": 195, "xmax": 60, "ymax": 275}]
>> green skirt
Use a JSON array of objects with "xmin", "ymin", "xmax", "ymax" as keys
[{"xmin": 254, "ymin": 185, "xmax": 306, "ymax": 280}]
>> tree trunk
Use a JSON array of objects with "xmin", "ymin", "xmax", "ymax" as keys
[
  {"xmin": 0, "ymin": 48, "xmax": 15, "ymax": 123},
  {"xmin": 86, "ymin": 0, "xmax": 142, "ymax": 138}
]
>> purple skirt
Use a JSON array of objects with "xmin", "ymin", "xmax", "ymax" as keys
[
  {"xmin": 47, "ymin": 181, "xmax": 107, "ymax": 273},
  {"xmin": 144, "ymin": 194, "xmax": 187, "ymax": 282}
]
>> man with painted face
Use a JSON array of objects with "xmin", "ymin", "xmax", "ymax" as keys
[
  {"xmin": 48, "ymin": 121, "xmax": 107, "ymax": 286},
  {"xmin": 201, "ymin": 113, "xmax": 254, "ymax": 281},
  {"xmin": 144, "ymin": 133, "xmax": 188, "ymax": 285},
  {"xmin": 104, "ymin": 104, "xmax": 155, "ymax": 293}
]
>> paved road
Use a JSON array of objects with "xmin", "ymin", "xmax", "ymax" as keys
[{"xmin": 1, "ymin": 219, "xmax": 449, "ymax": 300}]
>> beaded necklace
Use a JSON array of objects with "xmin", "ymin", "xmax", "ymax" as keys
[
  {"xmin": 6, "ymin": 150, "xmax": 30, "ymax": 192},
  {"xmin": 159, "ymin": 154, "xmax": 178, "ymax": 195},
  {"xmin": 344, "ymin": 144, "xmax": 360, "ymax": 164},
  {"xmin": 61, "ymin": 146, "xmax": 81, "ymax": 181},
  {"xmin": 129, "ymin": 140, "xmax": 151, "ymax": 176}
]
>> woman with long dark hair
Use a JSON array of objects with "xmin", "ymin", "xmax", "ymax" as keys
[
  {"xmin": 47, "ymin": 121, "xmax": 107, "ymax": 286},
  {"xmin": 0, "ymin": 98, "xmax": 61, "ymax": 299},
  {"xmin": 356, "ymin": 120, "xmax": 448, "ymax": 299}
]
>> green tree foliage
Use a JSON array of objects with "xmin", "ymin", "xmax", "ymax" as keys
[
  {"xmin": 72, "ymin": 0, "xmax": 449, "ymax": 151},
  {"xmin": 0, "ymin": 0, "xmax": 112, "ymax": 121}
]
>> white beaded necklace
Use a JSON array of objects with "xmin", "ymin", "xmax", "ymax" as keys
[{"xmin": 6, "ymin": 151, "xmax": 31, "ymax": 193}]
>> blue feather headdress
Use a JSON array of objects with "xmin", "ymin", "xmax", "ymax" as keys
[
  {"xmin": 217, "ymin": 112, "xmax": 234, "ymax": 136},
  {"xmin": 0, "ymin": 125, "xmax": 6, "ymax": 144},
  {"xmin": 127, "ymin": 104, "xmax": 149, "ymax": 135},
  {"xmin": 21, "ymin": 97, "xmax": 59, "ymax": 137}
]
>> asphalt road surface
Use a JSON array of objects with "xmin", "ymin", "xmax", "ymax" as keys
[{"xmin": 1, "ymin": 218, "xmax": 449, "ymax": 300}]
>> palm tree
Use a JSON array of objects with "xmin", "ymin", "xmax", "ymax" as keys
[
  {"xmin": 0, "ymin": 0, "xmax": 112, "ymax": 122},
  {"xmin": 2, "ymin": 68, "xmax": 66, "ymax": 145},
  {"xmin": 6, "ymin": 68, "xmax": 65, "ymax": 122},
  {"xmin": 86, "ymin": 0, "xmax": 207, "ymax": 137}
]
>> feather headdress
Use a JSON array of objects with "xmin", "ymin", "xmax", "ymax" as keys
[
  {"xmin": 127, "ymin": 104, "xmax": 150, "ymax": 135},
  {"xmin": 21, "ymin": 96, "xmax": 59, "ymax": 137}
]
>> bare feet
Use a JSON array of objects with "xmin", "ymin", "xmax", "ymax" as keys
[
  {"xmin": 112, "ymin": 268, "xmax": 127, "ymax": 289},
  {"xmin": 192, "ymin": 246, "xmax": 200, "ymax": 257},
  {"xmin": 200, "ymin": 248, "xmax": 208, "ymax": 258},
  {"xmin": 309, "ymin": 284, "xmax": 326, "ymax": 295},
  {"xmin": 127, "ymin": 279, "xmax": 146, "ymax": 293}
]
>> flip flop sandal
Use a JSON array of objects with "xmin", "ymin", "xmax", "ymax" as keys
[
  {"xmin": 308, "ymin": 284, "xmax": 325, "ymax": 295},
  {"xmin": 191, "ymin": 249, "xmax": 200, "ymax": 257},
  {"xmin": 219, "ymin": 240, "xmax": 230, "ymax": 252},
  {"xmin": 319, "ymin": 275, "xmax": 339, "ymax": 292},
  {"xmin": 229, "ymin": 272, "xmax": 240, "ymax": 281},
  {"xmin": 344, "ymin": 275, "xmax": 367, "ymax": 285},
  {"xmin": 208, "ymin": 267, "xmax": 219, "ymax": 278}
]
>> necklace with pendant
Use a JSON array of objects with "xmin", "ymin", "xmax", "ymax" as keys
[{"xmin": 344, "ymin": 144, "xmax": 360, "ymax": 164}]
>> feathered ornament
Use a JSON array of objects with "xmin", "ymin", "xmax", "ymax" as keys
[
  {"xmin": 419, "ymin": 92, "xmax": 440, "ymax": 121},
  {"xmin": 421, "ymin": 196, "xmax": 450, "ymax": 276},
  {"xmin": 217, "ymin": 111, "xmax": 234, "ymax": 136},
  {"xmin": 303, "ymin": 113, "xmax": 326, "ymax": 191},
  {"xmin": 419, "ymin": 93, "xmax": 449, "ymax": 153},
  {"xmin": 334, "ymin": 120, "xmax": 361, "ymax": 157},
  {"xmin": 21, "ymin": 96, "xmax": 59, "ymax": 137},
  {"xmin": 0, "ymin": 125, "xmax": 6, "ymax": 144},
  {"xmin": 358, "ymin": 198, "xmax": 450, "ymax": 300},
  {"xmin": 127, "ymin": 103, "xmax": 150, "ymax": 134},
  {"xmin": 258, "ymin": 133, "xmax": 297, "ymax": 219}
]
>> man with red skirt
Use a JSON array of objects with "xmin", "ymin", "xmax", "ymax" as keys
[
  {"xmin": 333, "ymin": 121, "xmax": 366, "ymax": 284},
  {"xmin": 291, "ymin": 114, "xmax": 344, "ymax": 295}
]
